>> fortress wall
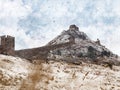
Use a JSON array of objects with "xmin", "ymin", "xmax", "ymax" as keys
[
  {"xmin": 15, "ymin": 42, "xmax": 73, "ymax": 60},
  {"xmin": 0, "ymin": 35, "xmax": 74, "ymax": 60}
]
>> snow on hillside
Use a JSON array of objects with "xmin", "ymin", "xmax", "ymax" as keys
[{"xmin": 0, "ymin": 55, "xmax": 120, "ymax": 90}]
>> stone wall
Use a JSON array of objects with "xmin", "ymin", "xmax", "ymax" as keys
[
  {"xmin": 15, "ymin": 42, "xmax": 73, "ymax": 60},
  {"xmin": 0, "ymin": 35, "xmax": 74, "ymax": 60},
  {"xmin": 0, "ymin": 35, "xmax": 15, "ymax": 55}
]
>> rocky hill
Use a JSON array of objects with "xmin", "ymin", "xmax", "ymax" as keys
[
  {"xmin": 0, "ymin": 55, "xmax": 120, "ymax": 90},
  {"xmin": 47, "ymin": 25, "xmax": 119, "ymax": 66},
  {"xmin": 16, "ymin": 25, "xmax": 120, "ymax": 67}
]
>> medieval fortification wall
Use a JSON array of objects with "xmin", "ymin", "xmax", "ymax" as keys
[
  {"xmin": 0, "ymin": 35, "xmax": 74, "ymax": 60},
  {"xmin": 15, "ymin": 41, "xmax": 74, "ymax": 60}
]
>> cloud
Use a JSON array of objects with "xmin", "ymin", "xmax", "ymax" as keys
[
  {"xmin": 0, "ymin": 0, "xmax": 32, "ymax": 49},
  {"xmin": 0, "ymin": 0, "xmax": 120, "ymax": 55}
]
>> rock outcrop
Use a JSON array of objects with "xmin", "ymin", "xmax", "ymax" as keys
[
  {"xmin": 47, "ymin": 25, "xmax": 119, "ymax": 66},
  {"xmin": 47, "ymin": 25, "xmax": 90, "ymax": 45}
]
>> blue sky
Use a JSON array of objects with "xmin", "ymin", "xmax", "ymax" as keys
[{"xmin": 0, "ymin": 0, "xmax": 120, "ymax": 55}]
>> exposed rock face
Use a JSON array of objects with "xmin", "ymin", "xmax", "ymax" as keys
[
  {"xmin": 48, "ymin": 25, "xmax": 90, "ymax": 45},
  {"xmin": 47, "ymin": 25, "xmax": 119, "ymax": 65}
]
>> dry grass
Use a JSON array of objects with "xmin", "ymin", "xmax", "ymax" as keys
[
  {"xmin": 20, "ymin": 64, "xmax": 41, "ymax": 90},
  {"xmin": 20, "ymin": 62, "xmax": 53, "ymax": 90}
]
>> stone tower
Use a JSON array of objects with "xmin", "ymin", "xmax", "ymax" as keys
[{"xmin": 0, "ymin": 35, "xmax": 15, "ymax": 55}]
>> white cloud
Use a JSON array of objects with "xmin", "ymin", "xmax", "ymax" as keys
[
  {"xmin": 0, "ymin": 0, "xmax": 32, "ymax": 49},
  {"xmin": 0, "ymin": 0, "xmax": 120, "ymax": 56}
]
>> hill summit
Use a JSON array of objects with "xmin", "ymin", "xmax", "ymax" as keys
[
  {"xmin": 47, "ymin": 25, "xmax": 119, "ymax": 65},
  {"xmin": 48, "ymin": 24, "xmax": 90, "ymax": 45}
]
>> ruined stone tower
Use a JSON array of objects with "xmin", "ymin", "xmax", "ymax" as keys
[{"xmin": 0, "ymin": 35, "xmax": 15, "ymax": 55}]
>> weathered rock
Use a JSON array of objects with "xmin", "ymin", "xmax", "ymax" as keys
[{"xmin": 47, "ymin": 25, "xmax": 119, "ymax": 65}]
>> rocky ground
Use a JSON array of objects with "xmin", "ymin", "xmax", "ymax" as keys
[
  {"xmin": 0, "ymin": 55, "xmax": 31, "ymax": 90},
  {"xmin": 0, "ymin": 55, "xmax": 120, "ymax": 90}
]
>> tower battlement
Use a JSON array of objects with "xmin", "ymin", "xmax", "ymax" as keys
[{"xmin": 0, "ymin": 35, "xmax": 15, "ymax": 55}]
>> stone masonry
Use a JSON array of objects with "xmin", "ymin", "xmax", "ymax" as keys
[{"xmin": 0, "ymin": 35, "xmax": 15, "ymax": 55}]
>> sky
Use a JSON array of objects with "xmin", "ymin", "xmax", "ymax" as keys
[{"xmin": 0, "ymin": 0, "xmax": 120, "ymax": 55}]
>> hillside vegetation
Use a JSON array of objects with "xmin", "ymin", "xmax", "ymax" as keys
[{"xmin": 0, "ymin": 55, "xmax": 120, "ymax": 90}]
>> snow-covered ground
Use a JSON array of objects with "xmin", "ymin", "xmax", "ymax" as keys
[{"xmin": 0, "ymin": 55, "xmax": 120, "ymax": 90}]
